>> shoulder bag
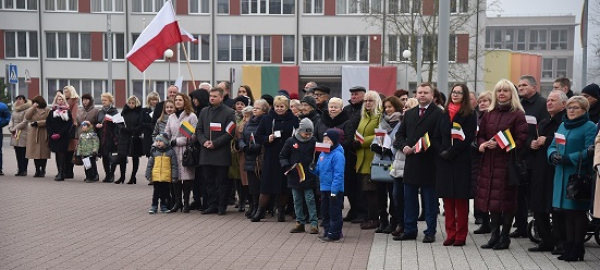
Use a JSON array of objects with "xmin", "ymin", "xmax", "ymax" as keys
[
  {"xmin": 370, "ymin": 155, "xmax": 394, "ymax": 183},
  {"xmin": 566, "ymin": 152, "xmax": 593, "ymax": 201}
]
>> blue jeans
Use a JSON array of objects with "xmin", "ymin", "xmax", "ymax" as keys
[
  {"xmin": 321, "ymin": 191, "xmax": 344, "ymax": 240},
  {"xmin": 404, "ymin": 183, "xmax": 437, "ymax": 236},
  {"xmin": 291, "ymin": 188, "xmax": 318, "ymax": 227}
]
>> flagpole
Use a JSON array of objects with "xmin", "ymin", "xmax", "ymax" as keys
[
  {"xmin": 167, "ymin": 0, "xmax": 197, "ymax": 90},
  {"xmin": 142, "ymin": 18, "xmax": 146, "ymax": 106}
]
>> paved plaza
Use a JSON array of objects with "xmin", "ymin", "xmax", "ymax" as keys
[{"xmin": 0, "ymin": 142, "xmax": 599, "ymax": 270}]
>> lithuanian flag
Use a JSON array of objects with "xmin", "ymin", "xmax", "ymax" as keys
[
  {"xmin": 451, "ymin": 122, "xmax": 466, "ymax": 141},
  {"xmin": 493, "ymin": 129, "xmax": 516, "ymax": 152},
  {"xmin": 242, "ymin": 66, "xmax": 299, "ymax": 97},
  {"xmin": 414, "ymin": 132, "xmax": 431, "ymax": 153},
  {"xmin": 179, "ymin": 121, "xmax": 195, "ymax": 138}
]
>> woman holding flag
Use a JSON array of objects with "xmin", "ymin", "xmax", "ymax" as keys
[
  {"xmin": 112, "ymin": 96, "xmax": 143, "ymax": 185},
  {"xmin": 548, "ymin": 96, "xmax": 595, "ymax": 261},
  {"xmin": 476, "ymin": 79, "xmax": 528, "ymax": 250},
  {"xmin": 164, "ymin": 93, "xmax": 198, "ymax": 213},
  {"xmin": 433, "ymin": 83, "xmax": 477, "ymax": 246},
  {"xmin": 96, "ymin": 93, "xmax": 119, "ymax": 183}
]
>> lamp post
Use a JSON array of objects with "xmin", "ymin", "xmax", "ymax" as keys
[
  {"xmin": 402, "ymin": 50, "xmax": 412, "ymax": 90},
  {"xmin": 164, "ymin": 49, "xmax": 174, "ymax": 85}
]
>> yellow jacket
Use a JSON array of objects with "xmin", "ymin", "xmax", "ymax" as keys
[{"xmin": 145, "ymin": 146, "xmax": 178, "ymax": 182}]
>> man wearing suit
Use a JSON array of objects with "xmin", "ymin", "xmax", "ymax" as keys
[{"xmin": 393, "ymin": 83, "xmax": 442, "ymax": 243}]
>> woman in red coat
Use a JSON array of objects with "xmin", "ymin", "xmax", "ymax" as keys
[{"xmin": 476, "ymin": 79, "xmax": 528, "ymax": 250}]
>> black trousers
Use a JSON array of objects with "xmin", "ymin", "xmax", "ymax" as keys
[
  {"xmin": 152, "ymin": 182, "xmax": 171, "ymax": 207},
  {"xmin": 514, "ymin": 184, "xmax": 529, "ymax": 232},
  {"xmin": 552, "ymin": 210, "xmax": 566, "ymax": 248},
  {"xmin": 64, "ymin": 151, "xmax": 75, "ymax": 177},
  {"xmin": 14, "ymin": 147, "xmax": 28, "ymax": 173},
  {"xmin": 83, "ymin": 156, "xmax": 98, "ymax": 180},
  {"xmin": 533, "ymin": 211, "xmax": 553, "ymax": 246},
  {"xmin": 202, "ymin": 165, "xmax": 230, "ymax": 210},
  {"xmin": 193, "ymin": 165, "xmax": 204, "ymax": 204}
]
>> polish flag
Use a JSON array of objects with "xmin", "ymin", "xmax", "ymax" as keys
[
  {"xmin": 179, "ymin": 27, "xmax": 198, "ymax": 44},
  {"xmin": 210, "ymin": 123, "xmax": 221, "ymax": 132},
  {"xmin": 555, "ymin": 133, "xmax": 566, "ymax": 145},
  {"xmin": 315, "ymin": 142, "xmax": 331, "ymax": 153},
  {"xmin": 355, "ymin": 131, "xmax": 365, "ymax": 144},
  {"xmin": 226, "ymin": 121, "xmax": 236, "ymax": 135},
  {"xmin": 374, "ymin": 128, "xmax": 387, "ymax": 137},
  {"xmin": 126, "ymin": 1, "xmax": 183, "ymax": 72}
]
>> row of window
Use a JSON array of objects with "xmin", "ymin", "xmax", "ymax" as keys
[
  {"xmin": 485, "ymin": 28, "xmax": 570, "ymax": 51},
  {"xmin": 1, "ymin": 0, "xmax": 470, "ymax": 14},
  {"xmin": 6, "ymin": 31, "xmax": 463, "ymax": 62}
]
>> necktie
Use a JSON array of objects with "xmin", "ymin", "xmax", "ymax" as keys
[{"xmin": 419, "ymin": 107, "xmax": 426, "ymax": 118}]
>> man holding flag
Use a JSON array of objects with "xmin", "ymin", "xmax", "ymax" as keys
[
  {"xmin": 196, "ymin": 87, "xmax": 236, "ymax": 215},
  {"xmin": 393, "ymin": 83, "xmax": 442, "ymax": 243}
]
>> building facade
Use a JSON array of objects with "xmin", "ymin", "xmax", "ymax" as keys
[{"xmin": 1, "ymin": 0, "xmax": 484, "ymax": 106}]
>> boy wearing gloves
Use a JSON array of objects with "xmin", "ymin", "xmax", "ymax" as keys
[{"xmin": 146, "ymin": 133, "xmax": 178, "ymax": 214}]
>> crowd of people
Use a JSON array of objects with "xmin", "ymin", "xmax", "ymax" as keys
[{"xmin": 2, "ymin": 76, "xmax": 600, "ymax": 254}]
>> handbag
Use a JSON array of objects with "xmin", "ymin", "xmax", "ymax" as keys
[
  {"xmin": 72, "ymin": 155, "xmax": 83, "ymax": 166},
  {"xmin": 182, "ymin": 139, "xmax": 200, "ymax": 167},
  {"xmin": 566, "ymin": 152, "xmax": 593, "ymax": 201},
  {"xmin": 128, "ymin": 136, "xmax": 143, "ymax": 157},
  {"xmin": 507, "ymin": 150, "xmax": 528, "ymax": 186},
  {"xmin": 370, "ymin": 155, "xmax": 394, "ymax": 183}
]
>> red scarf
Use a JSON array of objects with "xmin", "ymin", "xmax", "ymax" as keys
[{"xmin": 447, "ymin": 102, "xmax": 461, "ymax": 121}]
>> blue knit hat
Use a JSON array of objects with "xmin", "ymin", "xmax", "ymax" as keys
[
  {"xmin": 155, "ymin": 133, "xmax": 170, "ymax": 146},
  {"xmin": 323, "ymin": 128, "xmax": 340, "ymax": 146}
]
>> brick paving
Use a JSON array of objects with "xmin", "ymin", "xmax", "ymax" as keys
[{"xmin": 0, "ymin": 144, "xmax": 598, "ymax": 270}]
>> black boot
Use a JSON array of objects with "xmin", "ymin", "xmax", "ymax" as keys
[
  {"xmin": 562, "ymin": 242, "xmax": 585, "ymax": 261},
  {"xmin": 127, "ymin": 157, "xmax": 139, "ymax": 184},
  {"xmin": 251, "ymin": 208, "xmax": 266, "ymax": 222},
  {"xmin": 238, "ymin": 185, "xmax": 248, "ymax": 212},
  {"xmin": 114, "ymin": 159, "xmax": 126, "ymax": 184},
  {"xmin": 558, "ymin": 242, "xmax": 574, "ymax": 260},
  {"xmin": 54, "ymin": 153, "xmax": 65, "ymax": 181},
  {"xmin": 33, "ymin": 161, "xmax": 41, "ymax": 177},
  {"xmin": 127, "ymin": 176, "xmax": 136, "ymax": 184},
  {"xmin": 182, "ymin": 181, "xmax": 192, "ymax": 213},
  {"xmin": 492, "ymin": 232, "xmax": 511, "ymax": 250},
  {"xmin": 168, "ymin": 182, "xmax": 183, "ymax": 213},
  {"xmin": 277, "ymin": 207, "xmax": 286, "ymax": 222},
  {"xmin": 474, "ymin": 218, "xmax": 491, "ymax": 234},
  {"xmin": 481, "ymin": 221, "xmax": 500, "ymax": 249}
]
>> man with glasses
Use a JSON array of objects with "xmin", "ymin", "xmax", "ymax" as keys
[
  {"xmin": 580, "ymin": 83, "xmax": 600, "ymax": 123},
  {"xmin": 312, "ymin": 86, "xmax": 330, "ymax": 115},
  {"xmin": 512, "ymin": 75, "xmax": 549, "ymax": 239}
]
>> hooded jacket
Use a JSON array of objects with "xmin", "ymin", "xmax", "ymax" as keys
[{"xmin": 145, "ymin": 144, "xmax": 179, "ymax": 183}]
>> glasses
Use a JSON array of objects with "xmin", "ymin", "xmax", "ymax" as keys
[
  {"xmin": 364, "ymin": 99, "xmax": 376, "ymax": 102},
  {"xmin": 566, "ymin": 106, "xmax": 582, "ymax": 111},
  {"xmin": 451, "ymin": 91, "xmax": 464, "ymax": 96}
]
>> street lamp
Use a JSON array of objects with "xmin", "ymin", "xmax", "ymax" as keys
[
  {"xmin": 164, "ymin": 49, "xmax": 174, "ymax": 84},
  {"xmin": 402, "ymin": 50, "xmax": 412, "ymax": 89}
]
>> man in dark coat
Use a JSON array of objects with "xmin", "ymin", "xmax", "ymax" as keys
[
  {"xmin": 196, "ymin": 87, "xmax": 236, "ymax": 215},
  {"xmin": 581, "ymin": 83, "xmax": 600, "ymax": 124},
  {"xmin": 528, "ymin": 90, "xmax": 567, "ymax": 252},
  {"xmin": 299, "ymin": 96, "xmax": 321, "ymax": 125},
  {"xmin": 513, "ymin": 75, "xmax": 549, "ymax": 238},
  {"xmin": 313, "ymin": 86, "xmax": 330, "ymax": 115},
  {"xmin": 393, "ymin": 83, "xmax": 443, "ymax": 243},
  {"xmin": 341, "ymin": 86, "xmax": 367, "ymax": 223},
  {"xmin": 553, "ymin": 77, "xmax": 573, "ymax": 98}
]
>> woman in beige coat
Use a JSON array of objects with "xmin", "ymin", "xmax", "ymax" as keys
[
  {"xmin": 8, "ymin": 95, "xmax": 31, "ymax": 176},
  {"xmin": 592, "ymin": 131, "xmax": 600, "ymax": 219},
  {"xmin": 25, "ymin": 96, "xmax": 51, "ymax": 177}
]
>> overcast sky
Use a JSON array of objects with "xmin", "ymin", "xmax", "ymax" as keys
[{"xmin": 486, "ymin": 0, "xmax": 597, "ymax": 87}]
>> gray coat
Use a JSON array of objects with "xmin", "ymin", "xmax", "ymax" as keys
[
  {"xmin": 9, "ymin": 100, "xmax": 31, "ymax": 147},
  {"xmin": 196, "ymin": 103, "xmax": 236, "ymax": 167}
]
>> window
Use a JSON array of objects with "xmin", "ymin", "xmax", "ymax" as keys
[
  {"xmin": 5, "ymin": 31, "xmax": 38, "ymax": 58},
  {"xmin": 504, "ymin": 29, "xmax": 514, "ymax": 50},
  {"xmin": 283, "ymin": 35, "xmax": 295, "ymax": 62},
  {"xmin": 336, "ymin": 0, "xmax": 382, "ymax": 14},
  {"xmin": 388, "ymin": 35, "xmax": 410, "ymax": 62},
  {"xmin": 492, "ymin": 30, "xmax": 502, "ymax": 49},
  {"xmin": 180, "ymin": 34, "xmax": 210, "ymax": 61},
  {"xmin": 104, "ymin": 33, "xmax": 125, "ymax": 60},
  {"xmin": 1, "ymin": 0, "xmax": 37, "ymax": 10},
  {"xmin": 45, "ymin": 0, "xmax": 77, "ymax": 11},
  {"xmin": 550, "ymin": 29, "xmax": 568, "ymax": 50},
  {"xmin": 542, "ymin": 58, "xmax": 553, "ymax": 78},
  {"xmin": 242, "ymin": 0, "xmax": 295, "ymax": 14},
  {"xmin": 302, "ymin": 35, "xmax": 368, "ymax": 62},
  {"xmin": 450, "ymin": 0, "xmax": 468, "ymax": 13},
  {"xmin": 217, "ymin": 35, "xmax": 270, "ymax": 62},
  {"xmin": 46, "ymin": 32, "xmax": 91, "ymax": 59},
  {"xmin": 516, "ymin": 29, "xmax": 526, "ymax": 50},
  {"xmin": 217, "ymin": 0, "xmax": 228, "ymax": 14},
  {"xmin": 190, "ymin": 0, "xmax": 209, "ymax": 14},
  {"xmin": 389, "ymin": 0, "xmax": 420, "ymax": 14},
  {"xmin": 529, "ymin": 29, "xmax": 547, "ymax": 50},
  {"xmin": 47, "ymin": 79, "xmax": 108, "ymax": 105},
  {"xmin": 556, "ymin": 58, "xmax": 567, "ymax": 78},
  {"xmin": 132, "ymin": 0, "xmax": 168, "ymax": 13},
  {"xmin": 91, "ymin": 0, "xmax": 123, "ymax": 12},
  {"xmin": 304, "ymin": 0, "xmax": 323, "ymax": 13},
  {"xmin": 422, "ymin": 34, "xmax": 456, "ymax": 62}
]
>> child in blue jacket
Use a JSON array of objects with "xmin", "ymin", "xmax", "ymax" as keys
[{"xmin": 312, "ymin": 128, "xmax": 345, "ymax": 242}]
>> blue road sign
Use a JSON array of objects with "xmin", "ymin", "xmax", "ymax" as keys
[{"xmin": 8, "ymin": 64, "xmax": 18, "ymax": 84}]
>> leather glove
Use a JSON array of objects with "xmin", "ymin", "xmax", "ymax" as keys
[
  {"xmin": 440, "ymin": 150, "xmax": 451, "ymax": 160},
  {"xmin": 353, "ymin": 140, "xmax": 362, "ymax": 150},
  {"xmin": 370, "ymin": 144, "xmax": 383, "ymax": 155},
  {"xmin": 51, "ymin": 133, "xmax": 60, "ymax": 140},
  {"xmin": 382, "ymin": 148, "xmax": 393, "ymax": 158},
  {"xmin": 561, "ymin": 156, "xmax": 572, "ymax": 165},
  {"xmin": 550, "ymin": 152, "xmax": 562, "ymax": 165},
  {"xmin": 30, "ymin": 121, "xmax": 38, "ymax": 127},
  {"xmin": 587, "ymin": 145, "xmax": 595, "ymax": 158},
  {"xmin": 171, "ymin": 140, "xmax": 177, "ymax": 147}
]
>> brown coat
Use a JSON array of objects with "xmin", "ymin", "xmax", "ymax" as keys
[
  {"xmin": 25, "ymin": 107, "xmax": 51, "ymax": 159},
  {"xmin": 591, "ymin": 132, "xmax": 600, "ymax": 218},
  {"xmin": 76, "ymin": 104, "xmax": 99, "ymax": 138},
  {"xmin": 475, "ymin": 105, "xmax": 528, "ymax": 213},
  {"xmin": 8, "ymin": 100, "xmax": 32, "ymax": 147}
]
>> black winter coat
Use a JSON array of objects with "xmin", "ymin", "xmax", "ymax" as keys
[
  {"xmin": 299, "ymin": 110, "xmax": 321, "ymax": 128},
  {"xmin": 529, "ymin": 109, "xmax": 566, "ymax": 213},
  {"xmin": 280, "ymin": 136, "xmax": 317, "ymax": 189},
  {"xmin": 46, "ymin": 108, "xmax": 73, "ymax": 153},
  {"xmin": 589, "ymin": 101, "xmax": 600, "ymax": 124},
  {"xmin": 521, "ymin": 93, "xmax": 549, "ymax": 169},
  {"xmin": 256, "ymin": 109, "xmax": 299, "ymax": 194},
  {"xmin": 314, "ymin": 112, "xmax": 354, "ymax": 146},
  {"xmin": 196, "ymin": 103, "xmax": 236, "ymax": 166},
  {"xmin": 433, "ymin": 110, "xmax": 477, "ymax": 199},
  {"xmin": 140, "ymin": 107, "xmax": 155, "ymax": 157},
  {"xmin": 240, "ymin": 114, "xmax": 264, "ymax": 172},
  {"xmin": 116, "ymin": 105, "xmax": 143, "ymax": 157},
  {"xmin": 394, "ymin": 104, "xmax": 443, "ymax": 186},
  {"xmin": 96, "ymin": 106, "xmax": 119, "ymax": 155}
]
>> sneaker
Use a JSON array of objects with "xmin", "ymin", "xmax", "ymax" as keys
[
  {"xmin": 148, "ymin": 206, "xmax": 158, "ymax": 214},
  {"xmin": 319, "ymin": 237, "xmax": 340, "ymax": 243},
  {"xmin": 309, "ymin": 226, "xmax": 319, "ymax": 234},
  {"xmin": 290, "ymin": 222, "xmax": 306, "ymax": 233},
  {"xmin": 160, "ymin": 205, "xmax": 169, "ymax": 213}
]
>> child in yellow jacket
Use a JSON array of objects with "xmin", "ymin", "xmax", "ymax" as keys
[{"xmin": 145, "ymin": 133, "xmax": 178, "ymax": 214}]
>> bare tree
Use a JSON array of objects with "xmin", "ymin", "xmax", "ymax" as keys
[{"xmin": 588, "ymin": 0, "xmax": 600, "ymax": 81}]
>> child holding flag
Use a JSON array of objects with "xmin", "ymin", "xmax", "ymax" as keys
[
  {"xmin": 279, "ymin": 118, "xmax": 318, "ymax": 234},
  {"xmin": 312, "ymin": 128, "xmax": 345, "ymax": 242}
]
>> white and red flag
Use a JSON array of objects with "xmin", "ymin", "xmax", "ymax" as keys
[
  {"xmin": 555, "ymin": 133, "xmax": 566, "ymax": 145},
  {"xmin": 226, "ymin": 121, "xmax": 236, "ymax": 135},
  {"xmin": 355, "ymin": 131, "xmax": 365, "ymax": 144},
  {"xmin": 525, "ymin": 115, "xmax": 538, "ymax": 125},
  {"xmin": 210, "ymin": 123, "xmax": 221, "ymax": 132},
  {"xmin": 126, "ymin": 1, "xmax": 183, "ymax": 72},
  {"xmin": 374, "ymin": 128, "xmax": 387, "ymax": 137},
  {"xmin": 315, "ymin": 142, "xmax": 331, "ymax": 153},
  {"xmin": 179, "ymin": 27, "xmax": 198, "ymax": 43}
]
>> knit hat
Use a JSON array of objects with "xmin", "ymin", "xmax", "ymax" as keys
[
  {"xmin": 301, "ymin": 96, "xmax": 317, "ymax": 110},
  {"xmin": 261, "ymin": 94, "xmax": 274, "ymax": 107},
  {"xmin": 349, "ymin": 86, "xmax": 366, "ymax": 92},
  {"xmin": 234, "ymin": 95, "xmax": 251, "ymax": 107},
  {"xmin": 277, "ymin": 89, "xmax": 290, "ymax": 99},
  {"xmin": 289, "ymin": 92, "xmax": 299, "ymax": 100},
  {"xmin": 582, "ymin": 83, "xmax": 600, "ymax": 100},
  {"xmin": 295, "ymin": 118, "xmax": 314, "ymax": 141},
  {"xmin": 313, "ymin": 86, "xmax": 331, "ymax": 95},
  {"xmin": 155, "ymin": 133, "xmax": 170, "ymax": 146},
  {"xmin": 323, "ymin": 128, "xmax": 340, "ymax": 146}
]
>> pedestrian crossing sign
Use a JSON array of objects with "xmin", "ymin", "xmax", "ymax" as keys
[{"xmin": 8, "ymin": 64, "xmax": 18, "ymax": 84}]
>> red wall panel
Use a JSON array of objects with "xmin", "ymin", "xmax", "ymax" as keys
[
  {"xmin": 114, "ymin": 80, "xmax": 126, "ymax": 107},
  {"xmin": 91, "ymin": 32, "xmax": 103, "ymax": 61},
  {"xmin": 79, "ymin": 0, "xmax": 90, "ymax": 13},
  {"xmin": 369, "ymin": 35, "xmax": 382, "ymax": 64},
  {"xmin": 456, "ymin": 34, "xmax": 469, "ymax": 63},
  {"xmin": 271, "ymin": 35, "xmax": 282, "ymax": 64}
]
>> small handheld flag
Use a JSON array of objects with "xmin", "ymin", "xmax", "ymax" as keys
[
  {"xmin": 493, "ymin": 129, "xmax": 516, "ymax": 152},
  {"xmin": 525, "ymin": 115, "xmax": 537, "ymax": 125},
  {"xmin": 210, "ymin": 122, "xmax": 221, "ymax": 132},
  {"xmin": 297, "ymin": 163, "xmax": 306, "ymax": 182},
  {"xmin": 284, "ymin": 163, "xmax": 298, "ymax": 175},
  {"xmin": 226, "ymin": 121, "xmax": 236, "ymax": 135},
  {"xmin": 179, "ymin": 121, "xmax": 195, "ymax": 138},
  {"xmin": 355, "ymin": 131, "xmax": 365, "ymax": 144},
  {"xmin": 414, "ymin": 132, "xmax": 431, "ymax": 153},
  {"xmin": 451, "ymin": 122, "xmax": 466, "ymax": 141},
  {"xmin": 374, "ymin": 128, "xmax": 387, "ymax": 137},
  {"xmin": 315, "ymin": 142, "xmax": 331, "ymax": 153},
  {"xmin": 555, "ymin": 133, "xmax": 566, "ymax": 145}
]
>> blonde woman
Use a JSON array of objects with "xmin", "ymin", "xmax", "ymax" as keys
[
  {"xmin": 63, "ymin": 85, "xmax": 80, "ymax": 178},
  {"xmin": 477, "ymin": 79, "xmax": 528, "ymax": 250},
  {"xmin": 355, "ymin": 90, "xmax": 382, "ymax": 230},
  {"xmin": 113, "ymin": 96, "xmax": 143, "ymax": 184},
  {"xmin": 46, "ymin": 92, "xmax": 73, "ymax": 181},
  {"xmin": 96, "ymin": 93, "xmax": 119, "ymax": 183},
  {"xmin": 142, "ymin": 91, "xmax": 161, "ymax": 157}
]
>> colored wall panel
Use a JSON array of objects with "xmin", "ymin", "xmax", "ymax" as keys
[
  {"xmin": 78, "ymin": 0, "xmax": 90, "ymax": 13},
  {"xmin": 114, "ymin": 80, "xmax": 126, "ymax": 107},
  {"xmin": 369, "ymin": 35, "xmax": 381, "ymax": 64},
  {"xmin": 369, "ymin": 66, "xmax": 397, "ymax": 97},
  {"xmin": 261, "ymin": 66, "xmax": 280, "ymax": 97},
  {"xmin": 28, "ymin": 78, "xmax": 39, "ymax": 99},
  {"xmin": 176, "ymin": 0, "xmax": 188, "ymax": 15},
  {"xmin": 230, "ymin": 0, "xmax": 240, "ymax": 15},
  {"xmin": 91, "ymin": 32, "xmax": 103, "ymax": 61},
  {"xmin": 242, "ymin": 65, "xmax": 262, "ymax": 97},
  {"xmin": 324, "ymin": 0, "xmax": 336, "ymax": 16},
  {"xmin": 423, "ymin": 0, "xmax": 434, "ymax": 16},
  {"xmin": 456, "ymin": 34, "xmax": 469, "ymax": 63},
  {"xmin": 279, "ymin": 66, "xmax": 299, "ymax": 95},
  {"xmin": 271, "ymin": 36, "xmax": 282, "ymax": 64}
]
